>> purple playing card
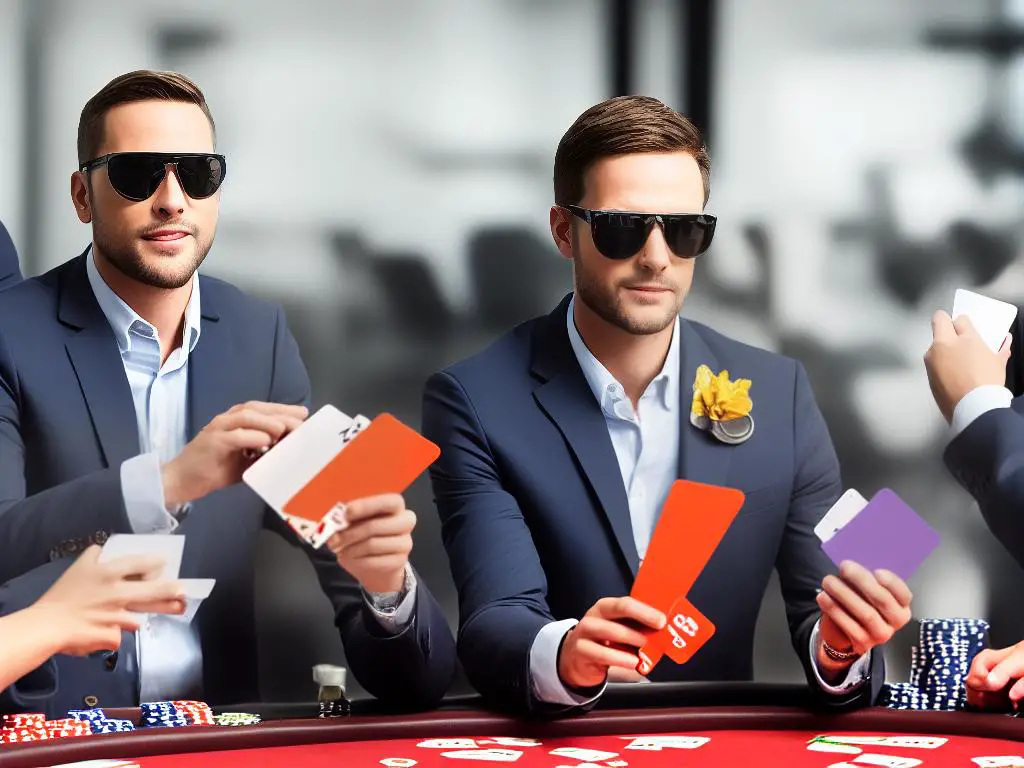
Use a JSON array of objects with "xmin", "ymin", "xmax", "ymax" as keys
[{"xmin": 821, "ymin": 488, "xmax": 940, "ymax": 581}]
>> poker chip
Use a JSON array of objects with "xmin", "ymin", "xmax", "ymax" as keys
[{"xmin": 214, "ymin": 712, "xmax": 261, "ymax": 727}]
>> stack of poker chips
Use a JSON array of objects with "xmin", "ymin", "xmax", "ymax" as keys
[
  {"xmin": 879, "ymin": 617, "xmax": 989, "ymax": 711},
  {"xmin": 3, "ymin": 713, "xmax": 95, "ymax": 742},
  {"xmin": 168, "ymin": 700, "xmax": 216, "ymax": 726},
  {"xmin": 139, "ymin": 700, "xmax": 214, "ymax": 728},
  {"xmin": 213, "ymin": 712, "xmax": 262, "ymax": 727},
  {"xmin": 68, "ymin": 708, "xmax": 135, "ymax": 734}
]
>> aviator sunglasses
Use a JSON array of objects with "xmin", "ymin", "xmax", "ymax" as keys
[
  {"xmin": 80, "ymin": 152, "xmax": 227, "ymax": 202},
  {"xmin": 562, "ymin": 204, "xmax": 717, "ymax": 260}
]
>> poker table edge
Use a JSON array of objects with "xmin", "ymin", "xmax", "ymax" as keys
[{"xmin": 2, "ymin": 706, "xmax": 1023, "ymax": 767}]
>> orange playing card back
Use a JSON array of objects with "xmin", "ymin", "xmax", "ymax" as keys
[{"xmin": 283, "ymin": 413, "xmax": 440, "ymax": 522}]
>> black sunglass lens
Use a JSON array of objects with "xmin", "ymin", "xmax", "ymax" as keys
[
  {"xmin": 664, "ymin": 217, "xmax": 713, "ymax": 258},
  {"xmin": 106, "ymin": 155, "xmax": 167, "ymax": 201},
  {"xmin": 592, "ymin": 213, "xmax": 650, "ymax": 260},
  {"xmin": 176, "ymin": 155, "xmax": 225, "ymax": 199}
]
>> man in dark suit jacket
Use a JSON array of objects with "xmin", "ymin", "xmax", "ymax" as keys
[
  {"xmin": 0, "ymin": 221, "xmax": 21, "ymax": 289},
  {"xmin": 0, "ymin": 70, "xmax": 455, "ymax": 716},
  {"xmin": 423, "ymin": 96, "xmax": 911, "ymax": 715}
]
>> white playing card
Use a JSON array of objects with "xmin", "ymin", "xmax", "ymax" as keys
[
  {"xmin": 173, "ymin": 579, "xmax": 216, "ymax": 623},
  {"xmin": 98, "ymin": 534, "xmax": 184, "ymax": 581},
  {"xmin": 814, "ymin": 489, "xmax": 869, "ymax": 542},
  {"xmin": 808, "ymin": 741, "xmax": 863, "ymax": 754},
  {"xmin": 621, "ymin": 736, "xmax": 710, "ymax": 750},
  {"xmin": 440, "ymin": 750, "xmax": 523, "ymax": 762},
  {"xmin": 418, "ymin": 740, "xmax": 479, "ymax": 749},
  {"xmin": 854, "ymin": 754, "xmax": 922, "ymax": 768},
  {"xmin": 310, "ymin": 504, "xmax": 350, "ymax": 550},
  {"xmin": 972, "ymin": 759, "xmax": 1024, "ymax": 768},
  {"xmin": 548, "ymin": 748, "xmax": 618, "ymax": 762},
  {"xmin": 837, "ymin": 737, "xmax": 946, "ymax": 749},
  {"xmin": 952, "ymin": 288, "xmax": 1018, "ymax": 353},
  {"xmin": 242, "ymin": 405, "xmax": 369, "ymax": 519}
]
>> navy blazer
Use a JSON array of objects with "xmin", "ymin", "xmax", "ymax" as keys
[
  {"xmin": 0, "ymin": 222, "xmax": 21, "ymax": 290},
  {"xmin": 945, "ymin": 398, "xmax": 1024, "ymax": 568},
  {"xmin": 0, "ymin": 253, "xmax": 455, "ymax": 715},
  {"xmin": 422, "ymin": 295, "xmax": 884, "ymax": 713}
]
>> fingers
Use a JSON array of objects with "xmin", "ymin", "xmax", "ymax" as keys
[
  {"xmin": 985, "ymin": 649, "xmax": 1024, "ymax": 691},
  {"xmin": 952, "ymin": 314, "xmax": 980, "ymax": 338},
  {"xmin": 128, "ymin": 597, "xmax": 187, "ymax": 616},
  {"xmin": 575, "ymin": 615, "xmax": 651, "ymax": 650},
  {"xmin": 816, "ymin": 591, "xmax": 869, "ymax": 652},
  {"xmin": 221, "ymin": 428, "xmax": 276, "ymax": 452},
  {"xmin": 327, "ymin": 508, "xmax": 416, "ymax": 552},
  {"xmin": 832, "ymin": 562, "xmax": 911, "ymax": 631},
  {"xmin": 1009, "ymin": 676, "xmax": 1024, "ymax": 706},
  {"xmin": 343, "ymin": 494, "xmax": 406, "ymax": 524},
  {"xmin": 217, "ymin": 409, "xmax": 299, "ymax": 442},
  {"xmin": 573, "ymin": 637, "xmax": 642, "ymax": 672},
  {"xmin": 968, "ymin": 647, "xmax": 1012, "ymax": 687},
  {"xmin": 331, "ymin": 533, "xmax": 412, "ymax": 561},
  {"xmin": 821, "ymin": 571, "xmax": 893, "ymax": 646},
  {"xmin": 102, "ymin": 554, "xmax": 168, "ymax": 582},
  {"xmin": 872, "ymin": 568, "xmax": 913, "ymax": 608},
  {"xmin": 931, "ymin": 310, "xmax": 956, "ymax": 342},
  {"xmin": 592, "ymin": 597, "xmax": 666, "ymax": 631},
  {"xmin": 228, "ymin": 401, "xmax": 309, "ymax": 420},
  {"xmin": 118, "ymin": 578, "xmax": 186, "ymax": 606}
]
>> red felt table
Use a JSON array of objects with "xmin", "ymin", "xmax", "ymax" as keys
[{"xmin": 2, "ymin": 685, "xmax": 1023, "ymax": 767}]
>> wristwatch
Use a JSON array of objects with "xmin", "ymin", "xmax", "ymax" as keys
[{"xmin": 366, "ymin": 564, "xmax": 415, "ymax": 616}]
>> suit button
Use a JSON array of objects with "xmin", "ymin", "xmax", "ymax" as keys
[
  {"xmin": 104, "ymin": 653, "xmax": 118, "ymax": 671},
  {"xmin": 83, "ymin": 695, "xmax": 99, "ymax": 708}
]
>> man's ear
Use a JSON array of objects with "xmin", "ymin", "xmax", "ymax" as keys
[
  {"xmin": 71, "ymin": 171, "xmax": 93, "ymax": 224},
  {"xmin": 550, "ymin": 205, "xmax": 574, "ymax": 260}
]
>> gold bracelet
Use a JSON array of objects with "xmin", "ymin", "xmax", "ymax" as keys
[{"xmin": 822, "ymin": 639, "xmax": 858, "ymax": 662}]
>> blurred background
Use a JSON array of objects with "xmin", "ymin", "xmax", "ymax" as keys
[{"xmin": 1, "ymin": 0, "xmax": 1022, "ymax": 702}]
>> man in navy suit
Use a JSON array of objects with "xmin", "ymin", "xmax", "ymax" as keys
[
  {"xmin": 423, "ymin": 96, "xmax": 911, "ymax": 714},
  {"xmin": 0, "ymin": 221, "xmax": 21, "ymax": 290},
  {"xmin": 0, "ymin": 70, "xmax": 455, "ymax": 716}
]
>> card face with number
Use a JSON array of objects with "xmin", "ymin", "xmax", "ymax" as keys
[
  {"xmin": 952, "ymin": 288, "xmax": 1018, "ymax": 353},
  {"xmin": 630, "ymin": 480, "xmax": 745, "ymax": 616},
  {"xmin": 814, "ymin": 489, "xmax": 869, "ymax": 542},
  {"xmin": 242, "ymin": 405, "xmax": 368, "ymax": 516},
  {"xmin": 821, "ymin": 488, "xmax": 940, "ymax": 581},
  {"xmin": 98, "ymin": 534, "xmax": 184, "ymax": 581},
  {"xmin": 641, "ymin": 595, "xmax": 715, "ymax": 666},
  {"xmin": 282, "ymin": 413, "xmax": 440, "ymax": 523}
]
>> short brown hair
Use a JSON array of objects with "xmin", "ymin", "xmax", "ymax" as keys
[
  {"xmin": 553, "ymin": 95, "xmax": 710, "ymax": 206},
  {"xmin": 77, "ymin": 70, "xmax": 216, "ymax": 165}
]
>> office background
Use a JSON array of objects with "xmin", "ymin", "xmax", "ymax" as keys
[{"xmin": 0, "ymin": 0, "xmax": 1022, "ymax": 700}]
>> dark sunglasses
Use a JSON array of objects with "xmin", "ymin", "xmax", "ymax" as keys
[
  {"xmin": 563, "ymin": 204, "xmax": 716, "ymax": 260},
  {"xmin": 80, "ymin": 152, "xmax": 227, "ymax": 202}
]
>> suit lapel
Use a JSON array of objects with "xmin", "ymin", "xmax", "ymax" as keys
[
  {"xmin": 186, "ymin": 282, "xmax": 233, "ymax": 441},
  {"xmin": 677, "ymin": 320, "xmax": 733, "ymax": 487},
  {"xmin": 532, "ymin": 296, "xmax": 640, "ymax": 575},
  {"xmin": 59, "ymin": 255, "xmax": 140, "ymax": 467}
]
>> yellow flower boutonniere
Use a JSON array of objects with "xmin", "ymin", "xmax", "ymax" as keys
[{"xmin": 690, "ymin": 364, "xmax": 755, "ymax": 445}]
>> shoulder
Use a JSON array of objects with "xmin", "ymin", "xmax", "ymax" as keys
[
  {"xmin": 684, "ymin": 319, "xmax": 800, "ymax": 379},
  {"xmin": 0, "ymin": 261, "xmax": 68, "ymax": 324},
  {"xmin": 434, "ymin": 315, "xmax": 540, "ymax": 389},
  {"xmin": 197, "ymin": 273, "xmax": 284, "ymax": 327}
]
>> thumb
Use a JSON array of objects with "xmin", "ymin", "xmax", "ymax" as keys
[
  {"xmin": 952, "ymin": 314, "xmax": 980, "ymax": 339},
  {"xmin": 931, "ymin": 310, "xmax": 956, "ymax": 343}
]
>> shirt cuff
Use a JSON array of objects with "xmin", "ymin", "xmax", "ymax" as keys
[
  {"xmin": 363, "ymin": 564, "xmax": 416, "ymax": 634},
  {"xmin": 121, "ymin": 453, "xmax": 178, "ymax": 534},
  {"xmin": 528, "ymin": 618, "xmax": 607, "ymax": 707},
  {"xmin": 808, "ymin": 619, "xmax": 871, "ymax": 693},
  {"xmin": 951, "ymin": 385, "xmax": 1013, "ymax": 438}
]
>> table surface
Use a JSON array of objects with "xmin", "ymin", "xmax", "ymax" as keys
[{"xmin": 2, "ymin": 683, "xmax": 1023, "ymax": 768}]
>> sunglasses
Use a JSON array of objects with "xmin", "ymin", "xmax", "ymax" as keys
[
  {"xmin": 80, "ymin": 152, "xmax": 227, "ymax": 202},
  {"xmin": 563, "ymin": 204, "xmax": 716, "ymax": 260}
]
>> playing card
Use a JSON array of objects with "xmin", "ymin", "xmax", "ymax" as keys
[
  {"xmin": 953, "ymin": 288, "xmax": 1018, "ymax": 353},
  {"xmin": 242, "ymin": 405, "xmax": 368, "ymax": 516},
  {"xmin": 98, "ymin": 534, "xmax": 184, "ymax": 582},
  {"xmin": 821, "ymin": 488, "xmax": 940, "ymax": 581},
  {"xmin": 282, "ymin": 413, "xmax": 440, "ymax": 523},
  {"xmin": 637, "ymin": 594, "xmax": 715, "ymax": 673},
  {"xmin": 310, "ymin": 504, "xmax": 349, "ymax": 549},
  {"xmin": 815, "ymin": 489, "xmax": 869, "ymax": 542},
  {"xmin": 630, "ymin": 480, "xmax": 745, "ymax": 617},
  {"xmin": 174, "ymin": 579, "xmax": 216, "ymax": 623}
]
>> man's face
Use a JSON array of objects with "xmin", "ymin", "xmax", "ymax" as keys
[
  {"xmin": 559, "ymin": 151, "xmax": 705, "ymax": 336},
  {"xmin": 72, "ymin": 100, "xmax": 219, "ymax": 289}
]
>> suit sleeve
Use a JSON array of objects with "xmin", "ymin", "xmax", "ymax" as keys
[
  {"xmin": 944, "ymin": 401, "xmax": 1024, "ymax": 570},
  {"xmin": 775, "ymin": 361, "xmax": 884, "ymax": 708},
  {"xmin": 0, "ymin": 326, "xmax": 132, "ymax": 584},
  {"xmin": 423, "ymin": 370, "xmax": 562, "ymax": 714},
  {"xmin": 261, "ymin": 307, "xmax": 455, "ymax": 708}
]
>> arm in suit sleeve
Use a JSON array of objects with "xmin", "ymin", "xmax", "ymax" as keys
[
  {"xmin": 945, "ymin": 401, "xmax": 1024, "ymax": 570},
  {"xmin": 775, "ymin": 361, "xmax": 884, "ymax": 708},
  {"xmin": 0, "ymin": 327, "xmax": 132, "ymax": 584},
  {"xmin": 261, "ymin": 307, "xmax": 455, "ymax": 708},
  {"xmin": 422, "ymin": 370, "xmax": 564, "ymax": 715}
]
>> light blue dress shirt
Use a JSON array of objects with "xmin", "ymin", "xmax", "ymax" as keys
[
  {"xmin": 86, "ymin": 250, "xmax": 415, "ymax": 703},
  {"xmin": 528, "ymin": 296, "xmax": 869, "ymax": 706}
]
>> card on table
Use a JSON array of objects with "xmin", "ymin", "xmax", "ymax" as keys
[
  {"xmin": 952, "ymin": 288, "xmax": 1018, "ymax": 353},
  {"xmin": 630, "ymin": 480, "xmax": 746, "ymax": 616},
  {"xmin": 814, "ymin": 488, "xmax": 869, "ymax": 542},
  {"xmin": 820, "ymin": 488, "xmax": 940, "ymax": 581},
  {"xmin": 98, "ymin": 534, "xmax": 184, "ymax": 582}
]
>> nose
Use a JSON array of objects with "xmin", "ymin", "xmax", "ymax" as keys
[
  {"xmin": 151, "ymin": 164, "xmax": 186, "ymax": 218},
  {"xmin": 636, "ymin": 220, "xmax": 672, "ymax": 272}
]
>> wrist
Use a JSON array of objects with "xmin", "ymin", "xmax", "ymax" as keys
[
  {"xmin": 556, "ymin": 627, "xmax": 605, "ymax": 691},
  {"xmin": 817, "ymin": 638, "xmax": 857, "ymax": 675},
  {"xmin": 161, "ymin": 460, "xmax": 188, "ymax": 508},
  {"xmin": 19, "ymin": 604, "xmax": 69, "ymax": 658}
]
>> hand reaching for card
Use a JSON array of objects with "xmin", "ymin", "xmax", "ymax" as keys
[
  {"xmin": 924, "ymin": 312, "xmax": 1010, "ymax": 423},
  {"xmin": 325, "ymin": 493, "xmax": 415, "ymax": 594},
  {"xmin": 557, "ymin": 597, "xmax": 666, "ymax": 690},
  {"xmin": 32, "ymin": 545, "xmax": 185, "ymax": 656},
  {"xmin": 162, "ymin": 402, "xmax": 308, "ymax": 507},
  {"xmin": 815, "ymin": 561, "xmax": 912, "ymax": 675},
  {"xmin": 966, "ymin": 641, "xmax": 1024, "ymax": 711}
]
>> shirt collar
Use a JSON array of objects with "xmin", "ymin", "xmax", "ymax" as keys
[
  {"xmin": 566, "ymin": 295, "xmax": 679, "ymax": 415},
  {"xmin": 86, "ymin": 246, "xmax": 202, "ymax": 358}
]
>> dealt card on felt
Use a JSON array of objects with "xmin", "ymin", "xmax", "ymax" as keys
[
  {"xmin": 952, "ymin": 288, "xmax": 1017, "ymax": 353},
  {"xmin": 821, "ymin": 488, "xmax": 940, "ymax": 581},
  {"xmin": 631, "ymin": 480, "xmax": 745, "ymax": 614}
]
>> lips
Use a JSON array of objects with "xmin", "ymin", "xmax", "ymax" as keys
[{"xmin": 143, "ymin": 230, "xmax": 189, "ymax": 241}]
